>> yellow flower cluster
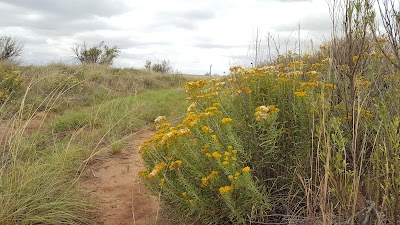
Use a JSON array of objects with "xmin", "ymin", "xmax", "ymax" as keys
[
  {"xmin": 201, "ymin": 125, "xmax": 214, "ymax": 134},
  {"xmin": 200, "ymin": 143, "xmax": 210, "ymax": 153},
  {"xmin": 0, "ymin": 67, "xmax": 24, "ymax": 102},
  {"xmin": 154, "ymin": 116, "xmax": 167, "ymax": 124},
  {"xmin": 294, "ymin": 91, "xmax": 307, "ymax": 97},
  {"xmin": 169, "ymin": 160, "xmax": 183, "ymax": 170},
  {"xmin": 148, "ymin": 162, "xmax": 167, "ymax": 178},
  {"xmin": 159, "ymin": 128, "xmax": 190, "ymax": 146},
  {"xmin": 228, "ymin": 172, "xmax": 241, "ymax": 180},
  {"xmin": 222, "ymin": 146, "xmax": 238, "ymax": 167},
  {"xmin": 221, "ymin": 117, "xmax": 233, "ymax": 124},
  {"xmin": 212, "ymin": 152, "xmax": 222, "ymax": 159},
  {"xmin": 355, "ymin": 76, "xmax": 372, "ymax": 87},
  {"xmin": 219, "ymin": 185, "xmax": 234, "ymax": 194},
  {"xmin": 180, "ymin": 191, "xmax": 194, "ymax": 205},
  {"xmin": 254, "ymin": 105, "xmax": 280, "ymax": 121},
  {"xmin": 324, "ymin": 83, "xmax": 336, "ymax": 89},
  {"xmin": 211, "ymin": 134, "xmax": 218, "ymax": 143},
  {"xmin": 201, "ymin": 170, "xmax": 219, "ymax": 187},
  {"xmin": 300, "ymin": 81, "xmax": 319, "ymax": 88},
  {"xmin": 242, "ymin": 166, "xmax": 251, "ymax": 173}
]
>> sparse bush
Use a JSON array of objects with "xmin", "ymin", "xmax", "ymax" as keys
[
  {"xmin": 0, "ymin": 36, "xmax": 23, "ymax": 61},
  {"xmin": 151, "ymin": 60, "xmax": 173, "ymax": 74},
  {"xmin": 72, "ymin": 41, "xmax": 120, "ymax": 65},
  {"xmin": 144, "ymin": 60, "xmax": 152, "ymax": 70}
]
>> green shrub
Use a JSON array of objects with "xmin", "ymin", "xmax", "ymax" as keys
[
  {"xmin": 140, "ymin": 47, "xmax": 400, "ymax": 224},
  {"xmin": 0, "ymin": 64, "xmax": 23, "ymax": 103}
]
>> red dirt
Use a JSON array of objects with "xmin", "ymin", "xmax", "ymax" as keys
[{"xmin": 79, "ymin": 130, "xmax": 163, "ymax": 225}]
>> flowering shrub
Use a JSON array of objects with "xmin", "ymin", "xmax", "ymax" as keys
[
  {"xmin": 0, "ymin": 64, "xmax": 23, "ymax": 103},
  {"xmin": 140, "ymin": 44, "xmax": 400, "ymax": 224}
]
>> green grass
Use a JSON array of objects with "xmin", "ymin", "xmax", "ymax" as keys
[
  {"xmin": 0, "ymin": 62, "xmax": 194, "ymax": 225},
  {"xmin": 51, "ymin": 88, "xmax": 188, "ymax": 145}
]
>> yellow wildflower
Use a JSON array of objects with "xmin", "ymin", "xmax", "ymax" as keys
[
  {"xmin": 154, "ymin": 116, "xmax": 167, "ymax": 124},
  {"xmin": 206, "ymin": 106, "xmax": 218, "ymax": 112},
  {"xmin": 159, "ymin": 178, "xmax": 165, "ymax": 187},
  {"xmin": 211, "ymin": 134, "xmax": 217, "ymax": 142},
  {"xmin": 201, "ymin": 177, "xmax": 208, "ymax": 187},
  {"xmin": 182, "ymin": 192, "xmax": 187, "ymax": 197},
  {"xmin": 138, "ymin": 170, "xmax": 148, "ymax": 177},
  {"xmin": 169, "ymin": 160, "xmax": 183, "ymax": 170},
  {"xmin": 201, "ymin": 126, "xmax": 213, "ymax": 133},
  {"xmin": 219, "ymin": 185, "xmax": 234, "ymax": 194},
  {"xmin": 222, "ymin": 161, "xmax": 229, "ymax": 165},
  {"xmin": 255, "ymin": 105, "xmax": 279, "ymax": 121},
  {"xmin": 211, "ymin": 171, "xmax": 219, "ymax": 176},
  {"xmin": 206, "ymin": 153, "xmax": 212, "ymax": 158},
  {"xmin": 358, "ymin": 81, "xmax": 372, "ymax": 87},
  {"xmin": 148, "ymin": 162, "xmax": 167, "ymax": 178},
  {"xmin": 242, "ymin": 166, "xmax": 251, "ymax": 173},
  {"xmin": 324, "ymin": 83, "xmax": 336, "ymax": 89},
  {"xmin": 221, "ymin": 117, "xmax": 233, "ymax": 124},
  {"xmin": 228, "ymin": 175, "xmax": 234, "ymax": 180},
  {"xmin": 294, "ymin": 91, "xmax": 307, "ymax": 97},
  {"xmin": 212, "ymin": 152, "xmax": 222, "ymax": 159}
]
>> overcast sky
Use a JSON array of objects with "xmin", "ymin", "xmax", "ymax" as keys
[{"xmin": 0, "ymin": 0, "xmax": 332, "ymax": 75}]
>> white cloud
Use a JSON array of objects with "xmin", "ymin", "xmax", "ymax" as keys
[{"xmin": 0, "ymin": 0, "xmax": 331, "ymax": 74}]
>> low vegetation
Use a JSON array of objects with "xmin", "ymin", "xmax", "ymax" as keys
[
  {"xmin": 0, "ymin": 63, "xmax": 193, "ymax": 224},
  {"xmin": 72, "ymin": 41, "xmax": 120, "ymax": 65}
]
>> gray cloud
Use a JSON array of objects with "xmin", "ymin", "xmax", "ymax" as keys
[
  {"xmin": 72, "ymin": 33, "xmax": 170, "ymax": 50},
  {"xmin": 273, "ymin": 14, "xmax": 331, "ymax": 32},
  {"xmin": 119, "ymin": 51, "xmax": 159, "ymax": 60},
  {"xmin": 0, "ymin": 0, "xmax": 331, "ymax": 74},
  {"xmin": 148, "ymin": 9, "xmax": 215, "ymax": 31},
  {"xmin": 0, "ymin": 1, "xmax": 123, "ymax": 37},
  {"xmin": 195, "ymin": 42, "xmax": 245, "ymax": 49},
  {"xmin": 0, "ymin": 0, "xmax": 129, "ymax": 18}
]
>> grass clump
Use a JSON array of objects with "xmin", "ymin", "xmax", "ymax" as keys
[{"xmin": 0, "ymin": 117, "xmax": 93, "ymax": 224}]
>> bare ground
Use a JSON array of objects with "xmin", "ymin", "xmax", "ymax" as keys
[{"xmin": 78, "ymin": 130, "xmax": 164, "ymax": 225}]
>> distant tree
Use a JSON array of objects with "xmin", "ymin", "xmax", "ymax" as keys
[
  {"xmin": 0, "ymin": 36, "xmax": 23, "ymax": 60},
  {"xmin": 72, "ymin": 41, "xmax": 120, "ymax": 65},
  {"xmin": 151, "ymin": 60, "xmax": 172, "ymax": 74},
  {"xmin": 144, "ymin": 60, "xmax": 152, "ymax": 70}
]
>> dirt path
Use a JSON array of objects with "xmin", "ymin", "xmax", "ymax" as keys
[{"xmin": 79, "ymin": 130, "xmax": 162, "ymax": 225}]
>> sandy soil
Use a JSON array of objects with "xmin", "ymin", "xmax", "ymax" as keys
[{"xmin": 79, "ymin": 130, "xmax": 163, "ymax": 225}]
